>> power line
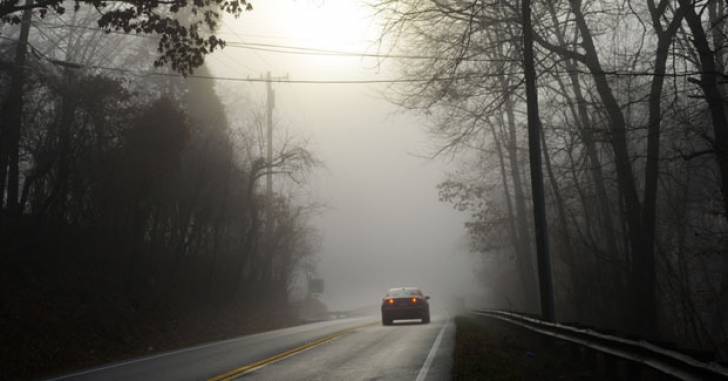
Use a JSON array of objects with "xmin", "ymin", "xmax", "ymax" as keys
[
  {"xmin": 224, "ymin": 41, "xmax": 516, "ymax": 62},
  {"xmin": 221, "ymin": 18, "xmax": 270, "ymax": 67},
  {"xmin": 1, "ymin": 34, "xmax": 720, "ymax": 82},
  {"xmin": 87, "ymin": 63, "xmax": 501, "ymax": 83},
  {"xmin": 31, "ymin": 21, "xmax": 516, "ymax": 62},
  {"xmin": 70, "ymin": 59, "xmax": 728, "ymax": 82},
  {"xmin": 0, "ymin": 34, "xmax": 506, "ymax": 83},
  {"xmin": 1, "ymin": 35, "xmax": 457, "ymax": 83},
  {"xmin": 25, "ymin": 21, "xmax": 726, "ymax": 75}
]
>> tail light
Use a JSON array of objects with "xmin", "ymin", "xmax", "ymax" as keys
[
  {"xmin": 386, "ymin": 298, "xmax": 395, "ymax": 305},
  {"xmin": 411, "ymin": 297, "xmax": 417, "ymax": 304}
]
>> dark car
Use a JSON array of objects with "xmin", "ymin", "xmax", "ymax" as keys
[{"xmin": 381, "ymin": 287, "xmax": 430, "ymax": 325}]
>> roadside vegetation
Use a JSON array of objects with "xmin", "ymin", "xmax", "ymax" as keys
[
  {"xmin": 375, "ymin": 0, "xmax": 728, "ymax": 361},
  {"xmin": 0, "ymin": 3, "xmax": 321, "ymax": 379},
  {"xmin": 452, "ymin": 316, "xmax": 591, "ymax": 380}
]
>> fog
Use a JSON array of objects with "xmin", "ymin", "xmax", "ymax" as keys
[
  {"xmin": 209, "ymin": 0, "xmax": 480, "ymax": 310},
  {"xmin": 6, "ymin": 1, "xmax": 728, "ymax": 378}
]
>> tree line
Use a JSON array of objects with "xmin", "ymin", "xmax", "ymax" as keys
[
  {"xmin": 376, "ymin": 0, "xmax": 728, "ymax": 359},
  {"xmin": 0, "ymin": 3, "xmax": 320, "ymax": 377}
]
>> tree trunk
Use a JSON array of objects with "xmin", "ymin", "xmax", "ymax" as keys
[
  {"xmin": 502, "ymin": 94, "xmax": 539, "ymax": 310},
  {"xmin": 50, "ymin": 71, "xmax": 78, "ymax": 221},
  {"xmin": 681, "ymin": 1, "xmax": 728, "ymax": 223},
  {"xmin": 636, "ymin": 0, "xmax": 685, "ymax": 339},
  {"xmin": 490, "ymin": 121, "xmax": 519, "ymax": 257},
  {"xmin": 541, "ymin": 128, "xmax": 574, "ymax": 266},
  {"xmin": 523, "ymin": 0, "xmax": 555, "ymax": 321},
  {"xmin": 544, "ymin": 1, "xmax": 621, "ymax": 322},
  {"xmin": 567, "ymin": 0, "xmax": 646, "ymax": 332},
  {"xmin": 546, "ymin": 0, "xmax": 620, "ymax": 261}
]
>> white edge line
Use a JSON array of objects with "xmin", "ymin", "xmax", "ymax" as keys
[{"xmin": 415, "ymin": 318, "xmax": 450, "ymax": 381}]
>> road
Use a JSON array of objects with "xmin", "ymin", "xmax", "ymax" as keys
[{"xmin": 50, "ymin": 314, "xmax": 453, "ymax": 381}]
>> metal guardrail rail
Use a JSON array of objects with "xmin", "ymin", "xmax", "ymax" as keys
[{"xmin": 472, "ymin": 309, "xmax": 728, "ymax": 380}]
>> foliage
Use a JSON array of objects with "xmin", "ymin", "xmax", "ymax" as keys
[
  {"xmin": 0, "ymin": 12, "xmax": 321, "ymax": 378},
  {"xmin": 1, "ymin": 0, "xmax": 254, "ymax": 74},
  {"xmin": 376, "ymin": 0, "xmax": 728, "ymax": 359}
]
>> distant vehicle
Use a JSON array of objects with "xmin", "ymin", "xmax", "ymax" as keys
[{"xmin": 381, "ymin": 287, "xmax": 430, "ymax": 325}]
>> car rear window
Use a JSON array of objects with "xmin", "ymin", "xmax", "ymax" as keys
[{"xmin": 386, "ymin": 288, "xmax": 422, "ymax": 298}]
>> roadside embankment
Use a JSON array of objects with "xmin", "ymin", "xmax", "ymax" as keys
[{"xmin": 452, "ymin": 315, "xmax": 593, "ymax": 380}]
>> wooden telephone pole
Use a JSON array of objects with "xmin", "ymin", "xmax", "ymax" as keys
[
  {"xmin": 1, "ymin": 0, "xmax": 33, "ymax": 218},
  {"xmin": 261, "ymin": 71, "xmax": 288, "ymax": 284},
  {"xmin": 262, "ymin": 71, "xmax": 289, "ymax": 199}
]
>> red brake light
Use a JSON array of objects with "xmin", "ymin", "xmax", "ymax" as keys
[
  {"xmin": 387, "ymin": 298, "xmax": 395, "ymax": 305},
  {"xmin": 411, "ymin": 297, "xmax": 417, "ymax": 304}
]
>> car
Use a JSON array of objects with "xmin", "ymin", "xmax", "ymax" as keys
[{"xmin": 381, "ymin": 287, "xmax": 430, "ymax": 325}]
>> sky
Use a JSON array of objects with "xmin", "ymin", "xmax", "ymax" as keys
[{"xmin": 206, "ymin": 0, "xmax": 482, "ymax": 310}]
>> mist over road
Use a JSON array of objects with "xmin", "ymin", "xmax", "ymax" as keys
[{"xmin": 51, "ymin": 315, "xmax": 453, "ymax": 381}]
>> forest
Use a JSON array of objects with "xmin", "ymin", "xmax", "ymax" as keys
[
  {"xmin": 4, "ymin": 0, "xmax": 728, "ymax": 378},
  {"xmin": 375, "ymin": 0, "xmax": 728, "ymax": 360},
  {"xmin": 0, "ymin": 1, "xmax": 321, "ymax": 378}
]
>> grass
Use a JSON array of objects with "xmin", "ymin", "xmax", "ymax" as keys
[
  {"xmin": 452, "ymin": 315, "xmax": 594, "ymax": 381},
  {"xmin": 452, "ymin": 316, "xmax": 521, "ymax": 380}
]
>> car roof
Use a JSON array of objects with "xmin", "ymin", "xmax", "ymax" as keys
[
  {"xmin": 387, "ymin": 287, "xmax": 420, "ymax": 292},
  {"xmin": 386, "ymin": 287, "xmax": 423, "ymax": 296}
]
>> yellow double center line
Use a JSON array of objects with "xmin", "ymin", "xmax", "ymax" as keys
[{"xmin": 208, "ymin": 321, "xmax": 377, "ymax": 381}]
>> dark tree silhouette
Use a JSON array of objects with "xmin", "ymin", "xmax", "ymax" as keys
[
  {"xmin": 0, "ymin": 11, "xmax": 321, "ymax": 378},
  {"xmin": 0, "ymin": 0, "xmax": 253, "ymax": 73},
  {"xmin": 375, "ymin": 0, "xmax": 728, "ymax": 359}
]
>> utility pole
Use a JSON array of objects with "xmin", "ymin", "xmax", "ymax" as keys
[
  {"xmin": 261, "ymin": 71, "xmax": 287, "ymax": 286},
  {"xmin": 262, "ymin": 71, "xmax": 289, "ymax": 199},
  {"xmin": 265, "ymin": 72, "xmax": 273, "ymax": 199},
  {"xmin": 522, "ymin": 0, "xmax": 555, "ymax": 322},
  {"xmin": 0, "ymin": 0, "xmax": 33, "ymax": 219}
]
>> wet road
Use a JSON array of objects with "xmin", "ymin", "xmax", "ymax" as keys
[{"xmin": 51, "ymin": 315, "xmax": 453, "ymax": 381}]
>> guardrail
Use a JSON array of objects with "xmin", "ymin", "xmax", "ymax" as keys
[{"xmin": 471, "ymin": 309, "xmax": 728, "ymax": 381}]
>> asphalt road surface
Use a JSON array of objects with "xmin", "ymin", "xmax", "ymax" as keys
[{"xmin": 50, "ymin": 314, "xmax": 453, "ymax": 381}]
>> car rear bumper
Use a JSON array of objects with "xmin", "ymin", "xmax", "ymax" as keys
[{"xmin": 381, "ymin": 305, "xmax": 429, "ymax": 320}]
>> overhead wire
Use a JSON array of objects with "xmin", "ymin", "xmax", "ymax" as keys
[
  {"xmin": 84, "ymin": 64, "xmax": 507, "ymax": 83},
  {"xmin": 32, "ymin": 21, "xmax": 515, "ymax": 62},
  {"xmin": 221, "ymin": 18, "xmax": 269, "ymax": 68},
  {"xmin": 1, "ymin": 32, "xmax": 720, "ymax": 84},
  {"xmin": 0, "ymin": 34, "xmax": 521, "ymax": 84},
  {"xmin": 223, "ymin": 41, "xmax": 516, "ymax": 62},
  {"xmin": 28, "ymin": 21, "xmax": 719, "ymax": 75}
]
